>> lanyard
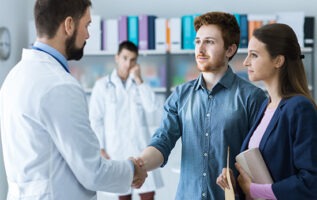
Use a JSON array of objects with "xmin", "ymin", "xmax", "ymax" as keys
[{"xmin": 32, "ymin": 46, "xmax": 70, "ymax": 73}]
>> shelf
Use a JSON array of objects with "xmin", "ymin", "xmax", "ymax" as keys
[
  {"xmin": 83, "ymin": 87, "xmax": 166, "ymax": 94},
  {"xmin": 169, "ymin": 47, "xmax": 313, "ymax": 55},
  {"xmin": 153, "ymin": 87, "xmax": 167, "ymax": 93},
  {"xmin": 80, "ymin": 46, "xmax": 314, "ymax": 98},
  {"xmin": 237, "ymin": 47, "xmax": 313, "ymax": 54},
  {"xmin": 84, "ymin": 49, "xmax": 166, "ymax": 56},
  {"xmin": 170, "ymin": 49, "xmax": 195, "ymax": 54}
]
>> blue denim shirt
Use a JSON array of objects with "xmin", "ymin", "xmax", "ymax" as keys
[{"xmin": 149, "ymin": 67, "xmax": 266, "ymax": 200}]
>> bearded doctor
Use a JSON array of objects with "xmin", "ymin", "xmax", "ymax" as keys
[{"xmin": 0, "ymin": 0, "xmax": 147, "ymax": 199}]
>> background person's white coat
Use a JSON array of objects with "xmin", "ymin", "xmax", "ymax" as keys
[{"xmin": 89, "ymin": 69, "xmax": 164, "ymax": 195}]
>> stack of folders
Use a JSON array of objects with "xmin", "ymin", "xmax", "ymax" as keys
[{"xmin": 236, "ymin": 148, "xmax": 273, "ymax": 200}]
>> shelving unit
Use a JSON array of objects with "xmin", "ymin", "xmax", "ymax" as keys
[{"xmin": 71, "ymin": 46, "xmax": 315, "ymax": 98}]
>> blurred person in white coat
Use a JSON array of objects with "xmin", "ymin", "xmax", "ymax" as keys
[
  {"xmin": 89, "ymin": 41, "xmax": 163, "ymax": 200},
  {"xmin": 0, "ymin": 1, "xmax": 147, "ymax": 200}
]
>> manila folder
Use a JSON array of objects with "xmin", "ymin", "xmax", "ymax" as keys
[{"xmin": 235, "ymin": 147, "xmax": 273, "ymax": 184}]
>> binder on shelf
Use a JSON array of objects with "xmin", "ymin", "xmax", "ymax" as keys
[
  {"xmin": 239, "ymin": 14, "xmax": 248, "ymax": 48},
  {"xmin": 103, "ymin": 19, "xmax": 119, "ymax": 53},
  {"xmin": 128, "ymin": 16, "xmax": 139, "ymax": 46},
  {"xmin": 169, "ymin": 17, "xmax": 181, "ymax": 51},
  {"xmin": 155, "ymin": 18, "xmax": 167, "ymax": 51},
  {"xmin": 181, "ymin": 15, "xmax": 195, "ymax": 49},
  {"xmin": 86, "ymin": 15, "xmax": 102, "ymax": 52},
  {"xmin": 234, "ymin": 13, "xmax": 241, "ymax": 26},
  {"xmin": 247, "ymin": 14, "xmax": 263, "ymax": 42},
  {"xmin": 148, "ymin": 15, "xmax": 157, "ymax": 50},
  {"xmin": 191, "ymin": 14, "xmax": 200, "ymax": 46},
  {"xmin": 139, "ymin": 15, "xmax": 149, "ymax": 50},
  {"xmin": 166, "ymin": 19, "xmax": 171, "ymax": 52},
  {"xmin": 304, "ymin": 16, "xmax": 315, "ymax": 48},
  {"xmin": 236, "ymin": 148, "xmax": 273, "ymax": 184},
  {"xmin": 247, "ymin": 14, "xmax": 276, "ymax": 42},
  {"xmin": 139, "ymin": 15, "xmax": 157, "ymax": 50},
  {"xmin": 118, "ymin": 15, "xmax": 128, "ymax": 44}
]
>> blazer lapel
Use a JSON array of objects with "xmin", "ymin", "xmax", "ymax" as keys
[
  {"xmin": 241, "ymin": 99, "xmax": 269, "ymax": 151},
  {"xmin": 259, "ymin": 99, "xmax": 286, "ymax": 150}
]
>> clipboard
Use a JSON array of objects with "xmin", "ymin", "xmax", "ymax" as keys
[{"xmin": 225, "ymin": 146, "xmax": 235, "ymax": 200}]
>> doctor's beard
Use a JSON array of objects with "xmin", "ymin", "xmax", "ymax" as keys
[{"xmin": 65, "ymin": 29, "xmax": 85, "ymax": 61}]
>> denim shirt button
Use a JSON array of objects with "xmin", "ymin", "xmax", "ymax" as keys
[{"xmin": 202, "ymin": 192, "xmax": 206, "ymax": 197}]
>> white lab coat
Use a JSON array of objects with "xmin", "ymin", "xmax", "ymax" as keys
[
  {"xmin": 89, "ymin": 70, "xmax": 163, "ymax": 195},
  {"xmin": 0, "ymin": 49, "xmax": 134, "ymax": 200}
]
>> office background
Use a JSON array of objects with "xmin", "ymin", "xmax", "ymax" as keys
[{"xmin": 1, "ymin": 0, "xmax": 317, "ymax": 199}]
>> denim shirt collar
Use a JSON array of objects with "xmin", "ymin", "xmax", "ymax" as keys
[{"xmin": 194, "ymin": 66, "xmax": 235, "ymax": 91}]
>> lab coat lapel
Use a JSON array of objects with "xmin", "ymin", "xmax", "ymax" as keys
[
  {"xmin": 112, "ymin": 70, "xmax": 125, "ymax": 92},
  {"xmin": 125, "ymin": 75, "xmax": 136, "ymax": 91}
]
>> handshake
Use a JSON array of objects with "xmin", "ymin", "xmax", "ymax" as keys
[
  {"xmin": 101, "ymin": 147, "xmax": 163, "ymax": 190},
  {"xmin": 129, "ymin": 157, "xmax": 147, "ymax": 189}
]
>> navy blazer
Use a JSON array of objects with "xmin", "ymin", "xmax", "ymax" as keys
[{"xmin": 240, "ymin": 95, "xmax": 317, "ymax": 199}]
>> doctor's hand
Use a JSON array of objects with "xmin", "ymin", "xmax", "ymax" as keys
[
  {"xmin": 100, "ymin": 149, "xmax": 110, "ymax": 159},
  {"xmin": 129, "ymin": 157, "xmax": 148, "ymax": 188},
  {"xmin": 235, "ymin": 162, "xmax": 252, "ymax": 198},
  {"xmin": 129, "ymin": 64, "xmax": 143, "ymax": 85},
  {"xmin": 216, "ymin": 167, "xmax": 236, "ymax": 191}
]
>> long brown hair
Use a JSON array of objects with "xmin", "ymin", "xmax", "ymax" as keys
[{"xmin": 253, "ymin": 23, "xmax": 316, "ymax": 106}]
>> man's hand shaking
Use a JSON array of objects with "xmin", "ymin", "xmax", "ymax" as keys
[{"xmin": 129, "ymin": 157, "xmax": 147, "ymax": 188}]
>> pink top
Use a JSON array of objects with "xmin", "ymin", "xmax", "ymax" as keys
[
  {"xmin": 248, "ymin": 107, "xmax": 275, "ymax": 149},
  {"xmin": 248, "ymin": 107, "xmax": 277, "ymax": 200}
]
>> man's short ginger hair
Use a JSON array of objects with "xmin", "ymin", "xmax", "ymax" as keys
[{"xmin": 194, "ymin": 12, "xmax": 240, "ymax": 59}]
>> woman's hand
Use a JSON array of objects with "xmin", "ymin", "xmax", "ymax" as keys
[{"xmin": 235, "ymin": 162, "xmax": 252, "ymax": 198}]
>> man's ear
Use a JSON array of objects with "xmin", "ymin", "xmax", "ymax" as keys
[
  {"xmin": 274, "ymin": 55, "xmax": 285, "ymax": 69},
  {"xmin": 226, "ymin": 44, "xmax": 237, "ymax": 58},
  {"xmin": 64, "ymin": 16, "xmax": 75, "ymax": 36}
]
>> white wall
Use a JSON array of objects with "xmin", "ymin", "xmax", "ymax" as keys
[
  {"xmin": 0, "ymin": 0, "xmax": 28, "ymax": 85},
  {"xmin": 89, "ymin": 0, "xmax": 317, "ymax": 18},
  {"xmin": 0, "ymin": 0, "xmax": 28, "ymax": 199}
]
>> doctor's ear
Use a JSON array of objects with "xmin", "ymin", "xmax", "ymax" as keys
[{"xmin": 64, "ymin": 17, "xmax": 75, "ymax": 36}]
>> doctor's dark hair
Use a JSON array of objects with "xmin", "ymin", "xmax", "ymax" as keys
[
  {"xmin": 194, "ymin": 11, "xmax": 240, "ymax": 60},
  {"xmin": 117, "ymin": 41, "xmax": 139, "ymax": 56},
  {"xmin": 34, "ymin": 0, "xmax": 92, "ymax": 38},
  {"xmin": 253, "ymin": 23, "xmax": 315, "ymax": 105}
]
